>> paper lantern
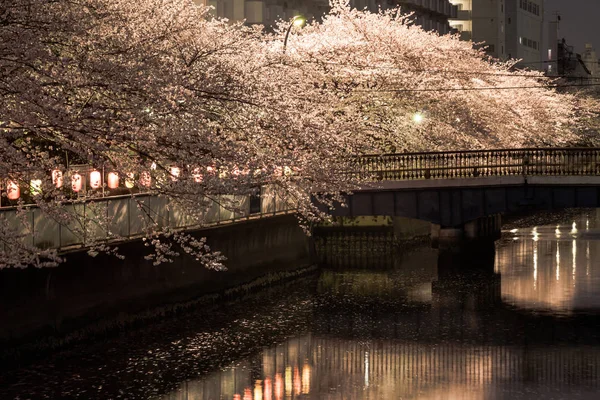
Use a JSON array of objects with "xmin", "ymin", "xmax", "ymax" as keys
[
  {"xmin": 192, "ymin": 167, "xmax": 203, "ymax": 183},
  {"xmin": 6, "ymin": 180, "xmax": 20, "ymax": 200},
  {"xmin": 107, "ymin": 172, "xmax": 119, "ymax": 189},
  {"xmin": 51, "ymin": 169, "xmax": 63, "ymax": 188},
  {"xmin": 30, "ymin": 179, "xmax": 42, "ymax": 196},
  {"xmin": 170, "ymin": 166, "xmax": 181, "ymax": 181},
  {"xmin": 140, "ymin": 171, "xmax": 151, "ymax": 187},
  {"xmin": 89, "ymin": 170, "xmax": 101, "ymax": 189},
  {"xmin": 125, "ymin": 172, "xmax": 135, "ymax": 189},
  {"xmin": 71, "ymin": 173, "xmax": 82, "ymax": 192}
]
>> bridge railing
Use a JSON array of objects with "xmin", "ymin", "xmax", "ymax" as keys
[{"xmin": 355, "ymin": 148, "xmax": 600, "ymax": 181}]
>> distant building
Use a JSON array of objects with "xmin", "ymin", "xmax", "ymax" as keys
[
  {"xmin": 448, "ymin": 0, "xmax": 506, "ymax": 60},
  {"xmin": 194, "ymin": 0, "xmax": 458, "ymax": 35},
  {"xmin": 449, "ymin": 0, "xmax": 545, "ymax": 70}
]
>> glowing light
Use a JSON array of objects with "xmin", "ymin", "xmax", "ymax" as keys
[
  {"xmin": 555, "ymin": 225, "xmax": 561, "ymax": 238},
  {"xmin": 89, "ymin": 170, "xmax": 101, "ymax": 189},
  {"xmin": 556, "ymin": 244, "xmax": 560, "ymax": 281},
  {"xmin": 244, "ymin": 387, "xmax": 252, "ymax": 400},
  {"xmin": 294, "ymin": 367, "xmax": 301, "ymax": 395},
  {"xmin": 140, "ymin": 171, "xmax": 151, "ymax": 187},
  {"xmin": 293, "ymin": 15, "xmax": 306, "ymax": 27},
  {"xmin": 587, "ymin": 242, "xmax": 590, "ymax": 276},
  {"xmin": 6, "ymin": 180, "xmax": 19, "ymax": 200},
  {"xmin": 533, "ymin": 240, "xmax": 538, "ymax": 289},
  {"xmin": 275, "ymin": 373, "xmax": 283, "ymax": 400},
  {"xmin": 532, "ymin": 227, "xmax": 539, "ymax": 242},
  {"xmin": 170, "ymin": 166, "xmax": 181, "ymax": 181},
  {"xmin": 253, "ymin": 381, "xmax": 262, "ymax": 400},
  {"xmin": 125, "ymin": 172, "xmax": 135, "ymax": 189},
  {"xmin": 51, "ymin": 169, "xmax": 63, "ymax": 188},
  {"xmin": 412, "ymin": 112, "xmax": 424, "ymax": 123},
  {"xmin": 571, "ymin": 222, "xmax": 578, "ymax": 235},
  {"xmin": 71, "ymin": 173, "xmax": 82, "ymax": 192},
  {"xmin": 192, "ymin": 167, "xmax": 203, "ymax": 183},
  {"xmin": 285, "ymin": 367, "xmax": 292, "ymax": 397},
  {"xmin": 107, "ymin": 172, "xmax": 119, "ymax": 189},
  {"xmin": 573, "ymin": 240, "xmax": 577, "ymax": 284},
  {"xmin": 364, "ymin": 351, "xmax": 369, "ymax": 387},
  {"xmin": 264, "ymin": 377, "xmax": 273, "ymax": 400},
  {"xmin": 30, "ymin": 179, "xmax": 42, "ymax": 196},
  {"xmin": 510, "ymin": 229, "xmax": 518, "ymax": 234},
  {"xmin": 150, "ymin": 162, "xmax": 157, "ymax": 170},
  {"xmin": 301, "ymin": 363, "xmax": 310, "ymax": 394}
]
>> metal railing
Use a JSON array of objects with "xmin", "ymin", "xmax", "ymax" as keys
[
  {"xmin": 0, "ymin": 185, "xmax": 296, "ymax": 253},
  {"xmin": 355, "ymin": 148, "xmax": 600, "ymax": 181}
]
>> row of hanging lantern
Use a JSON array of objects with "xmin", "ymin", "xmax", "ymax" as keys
[
  {"xmin": 2, "ymin": 164, "xmax": 286, "ymax": 203},
  {"xmin": 2, "ymin": 164, "xmax": 203, "ymax": 202}
]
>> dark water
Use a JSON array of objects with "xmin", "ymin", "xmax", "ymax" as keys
[{"xmin": 2, "ymin": 212, "xmax": 600, "ymax": 399}]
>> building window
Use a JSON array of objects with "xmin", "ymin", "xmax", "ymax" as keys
[
  {"xmin": 548, "ymin": 49, "xmax": 552, "ymax": 60},
  {"xmin": 519, "ymin": 37, "xmax": 523, "ymax": 45}
]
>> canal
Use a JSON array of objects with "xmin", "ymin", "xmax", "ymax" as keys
[{"xmin": 2, "ymin": 211, "xmax": 600, "ymax": 399}]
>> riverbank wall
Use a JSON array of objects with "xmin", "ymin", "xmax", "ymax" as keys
[{"xmin": 0, "ymin": 214, "xmax": 314, "ymax": 366}]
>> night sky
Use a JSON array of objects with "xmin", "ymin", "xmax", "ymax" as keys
[{"xmin": 544, "ymin": 0, "xmax": 600, "ymax": 53}]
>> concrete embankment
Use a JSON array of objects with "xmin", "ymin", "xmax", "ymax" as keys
[{"xmin": 0, "ymin": 214, "xmax": 314, "ymax": 366}]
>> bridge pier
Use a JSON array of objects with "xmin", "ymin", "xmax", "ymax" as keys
[{"xmin": 432, "ymin": 214, "xmax": 502, "ymax": 249}]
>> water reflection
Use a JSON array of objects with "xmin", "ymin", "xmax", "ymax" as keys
[
  {"xmin": 4, "ymin": 213, "xmax": 600, "ymax": 400},
  {"xmin": 162, "ymin": 219, "xmax": 600, "ymax": 400},
  {"xmin": 497, "ymin": 214, "xmax": 600, "ymax": 313}
]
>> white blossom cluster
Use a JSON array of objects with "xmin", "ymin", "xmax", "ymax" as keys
[{"xmin": 0, "ymin": 0, "xmax": 596, "ymax": 268}]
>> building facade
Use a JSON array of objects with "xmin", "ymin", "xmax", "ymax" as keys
[
  {"xmin": 581, "ymin": 43, "xmax": 598, "ymax": 76},
  {"xmin": 448, "ymin": 0, "xmax": 506, "ymax": 60},
  {"xmin": 195, "ymin": 0, "xmax": 458, "ymax": 35},
  {"xmin": 449, "ymin": 0, "xmax": 544, "ymax": 70}
]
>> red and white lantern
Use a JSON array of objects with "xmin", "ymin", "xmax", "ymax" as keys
[
  {"xmin": 170, "ymin": 166, "xmax": 181, "ymax": 181},
  {"xmin": 107, "ymin": 172, "xmax": 119, "ymax": 189},
  {"xmin": 140, "ymin": 171, "xmax": 151, "ymax": 187},
  {"xmin": 6, "ymin": 180, "xmax": 20, "ymax": 200},
  {"xmin": 71, "ymin": 173, "xmax": 82, "ymax": 192},
  {"xmin": 192, "ymin": 167, "xmax": 203, "ymax": 183},
  {"xmin": 51, "ymin": 169, "xmax": 63, "ymax": 188},
  {"xmin": 89, "ymin": 170, "xmax": 101, "ymax": 189}
]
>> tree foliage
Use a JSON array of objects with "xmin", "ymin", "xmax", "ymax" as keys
[{"xmin": 0, "ymin": 0, "xmax": 595, "ymax": 268}]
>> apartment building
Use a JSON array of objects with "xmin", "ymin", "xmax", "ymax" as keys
[
  {"xmin": 448, "ymin": 0, "xmax": 506, "ymax": 59},
  {"xmin": 195, "ymin": 0, "xmax": 458, "ymax": 35},
  {"xmin": 505, "ymin": 0, "xmax": 544, "ymax": 68},
  {"xmin": 449, "ymin": 0, "xmax": 544, "ymax": 69}
]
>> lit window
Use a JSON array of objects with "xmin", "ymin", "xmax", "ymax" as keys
[
  {"xmin": 548, "ymin": 49, "xmax": 552, "ymax": 60},
  {"xmin": 519, "ymin": 37, "xmax": 523, "ymax": 44}
]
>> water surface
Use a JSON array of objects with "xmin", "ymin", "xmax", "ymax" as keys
[{"xmin": 2, "ymin": 212, "xmax": 600, "ymax": 399}]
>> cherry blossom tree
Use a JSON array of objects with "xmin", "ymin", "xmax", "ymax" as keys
[{"xmin": 0, "ymin": 0, "xmax": 594, "ymax": 268}]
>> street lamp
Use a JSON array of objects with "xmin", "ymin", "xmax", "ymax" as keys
[
  {"xmin": 412, "ymin": 112, "xmax": 425, "ymax": 124},
  {"xmin": 283, "ymin": 15, "xmax": 306, "ymax": 53}
]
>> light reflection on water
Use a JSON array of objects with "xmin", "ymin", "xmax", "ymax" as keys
[
  {"xmin": 161, "ymin": 213, "xmax": 600, "ymax": 400},
  {"xmin": 498, "ymin": 213, "xmax": 600, "ymax": 313},
  {"xmin": 3, "ymin": 213, "xmax": 600, "ymax": 400}
]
